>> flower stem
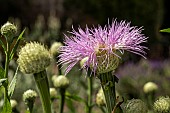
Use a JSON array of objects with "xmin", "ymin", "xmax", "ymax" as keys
[
  {"xmin": 86, "ymin": 76, "xmax": 92, "ymax": 113},
  {"xmin": 34, "ymin": 70, "xmax": 52, "ymax": 113},
  {"xmin": 98, "ymin": 71, "xmax": 116, "ymax": 113},
  {"xmin": 27, "ymin": 100, "xmax": 34, "ymax": 113},
  {"xmin": 3, "ymin": 41, "xmax": 10, "ymax": 111},
  {"xmin": 59, "ymin": 88, "xmax": 66, "ymax": 113}
]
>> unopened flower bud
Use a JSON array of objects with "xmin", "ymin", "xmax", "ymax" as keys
[
  {"xmin": 50, "ymin": 42, "xmax": 63, "ymax": 57},
  {"xmin": 23, "ymin": 89, "xmax": 37, "ymax": 103},
  {"xmin": 53, "ymin": 75, "xmax": 69, "ymax": 89},
  {"xmin": 50, "ymin": 88, "xmax": 57, "ymax": 99},
  {"xmin": 124, "ymin": 99, "xmax": 148, "ymax": 113},
  {"xmin": 10, "ymin": 99, "xmax": 18, "ymax": 109},
  {"xmin": 52, "ymin": 75, "xmax": 57, "ymax": 82},
  {"xmin": 96, "ymin": 88, "xmax": 105, "ymax": 106},
  {"xmin": 17, "ymin": 42, "xmax": 51, "ymax": 74},
  {"xmin": 1, "ymin": 22, "xmax": 17, "ymax": 38},
  {"xmin": 153, "ymin": 96, "xmax": 170, "ymax": 113},
  {"xmin": 143, "ymin": 82, "xmax": 158, "ymax": 94}
]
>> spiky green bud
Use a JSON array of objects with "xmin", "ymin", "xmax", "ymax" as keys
[
  {"xmin": 50, "ymin": 42, "xmax": 63, "ymax": 57},
  {"xmin": 23, "ymin": 89, "xmax": 38, "ymax": 103},
  {"xmin": 153, "ymin": 96, "xmax": 170, "ymax": 113},
  {"xmin": 96, "ymin": 88, "xmax": 105, "ymax": 106},
  {"xmin": 124, "ymin": 99, "xmax": 148, "ymax": 113},
  {"xmin": 1, "ymin": 22, "xmax": 17, "ymax": 38},
  {"xmin": 143, "ymin": 82, "xmax": 158, "ymax": 94},
  {"xmin": 53, "ymin": 75, "xmax": 69, "ymax": 89},
  {"xmin": 17, "ymin": 42, "xmax": 51, "ymax": 74}
]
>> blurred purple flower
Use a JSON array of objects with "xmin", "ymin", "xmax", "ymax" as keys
[{"xmin": 59, "ymin": 19, "xmax": 148, "ymax": 75}]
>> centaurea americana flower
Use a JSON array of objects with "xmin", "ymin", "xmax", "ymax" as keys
[
  {"xmin": 59, "ymin": 19, "xmax": 148, "ymax": 113},
  {"xmin": 59, "ymin": 19, "xmax": 147, "ymax": 75}
]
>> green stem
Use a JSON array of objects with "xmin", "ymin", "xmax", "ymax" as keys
[
  {"xmin": 98, "ymin": 71, "xmax": 116, "ymax": 113},
  {"xmin": 34, "ymin": 70, "xmax": 52, "ymax": 113},
  {"xmin": 147, "ymin": 92, "xmax": 155, "ymax": 109},
  {"xmin": 59, "ymin": 88, "xmax": 65, "ymax": 113},
  {"xmin": 3, "ymin": 41, "xmax": 10, "ymax": 111},
  {"xmin": 27, "ymin": 100, "xmax": 34, "ymax": 113},
  {"xmin": 86, "ymin": 76, "xmax": 92, "ymax": 113}
]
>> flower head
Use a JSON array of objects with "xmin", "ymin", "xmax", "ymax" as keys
[
  {"xmin": 1, "ymin": 22, "xmax": 17, "ymax": 38},
  {"xmin": 124, "ymin": 99, "xmax": 148, "ymax": 113},
  {"xmin": 50, "ymin": 88, "xmax": 57, "ymax": 99},
  {"xmin": 53, "ymin": 75, "xmax": 69, "ymax": 89},
  {"xmin": 23, "ymin": 89, "xmax": 38, "ymax": 102},
  {"xmin": 10, "ymin": 99, "xmax": 18, "ymax": 109},
  {"xmin": 59, "ymin": 19, "xmax": 147, "ymax": 75},
  {"xmin": 17, "ymin": 42, "xmax": 51, "ymax": 74},
  {"xmin": 143, "ymin": 82, "xmax": 158, "ymax": 94},
  {"xmin": 153, "ymin": 96, "xmax": 170, "ymax": 113}
]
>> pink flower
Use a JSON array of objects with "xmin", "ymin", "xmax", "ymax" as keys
[{"xmin": 59, "ymin": 19, "xmax": 148, "ymax": 75}]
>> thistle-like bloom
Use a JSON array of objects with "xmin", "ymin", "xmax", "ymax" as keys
[{"xmin": 59, "ymin": 19, "xmax": 147, "ymax": 74}]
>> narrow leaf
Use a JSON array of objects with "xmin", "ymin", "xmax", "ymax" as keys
[
  {"xmin": 66, "ymin": 99, "xmax": 76, "ymax": 113},
  {"xmin": 160, "ymin": 28, "xmax": 170, "ymax": 33},
  {"xmin": 0, "ymin": 66, "xmax": 5, "ymax": 79},
  {"xmin": 2, "ymin": 97, "xmax": 12, "ymax": 113},
  {"xmin": 9, "ymin": 28, "xmax": 26, "ymax": 60},
  {"xmin": 0, "ymin": 37, "xmax": 6, "ymax": 52},
  {"xmin": 65, "ymin": 92, "xmax": 86, "ymax": 104},
  {"xmin": 8, "ymin": 66, "xmax": 18, "ymax": 98}
]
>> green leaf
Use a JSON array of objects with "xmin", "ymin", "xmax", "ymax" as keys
[
  {"xmin": 160, "ymin": 28, "xmax": 170, "ymax": 33},
  {"xmin": 9, "ymin": 28, "xmax": 26, "ymax": 60},
  {"xmin": 0, "ymin": 78, "xmax": 7, "ymax": 87},
  {"xmin": 0, "ymin": 66, "xmax": 5, "ymax": 79},
  {"xmin": 0, "ymin": 36, "xmax": 6, "ymax": 52},
  {"xmin": 65, "ymin": 92, "xmax": 87, "ymax": 104},
  {"xmin": 8, "ymin": 67, "xmax": 18, "ymax": 98},
  {"xmin": 2, "ymin": 97, "xmax": 12, "ymax": 113},
  {"xmin": 66, "ymin": 99, "xmax": 76, "ymax": 113}
]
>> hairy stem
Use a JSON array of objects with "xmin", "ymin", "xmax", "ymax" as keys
[{"xmin": 98, "ymin": 71, "xmax": 116, "ymax": 113}]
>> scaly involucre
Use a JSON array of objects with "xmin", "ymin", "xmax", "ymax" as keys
[{"xmin": 59, "ymin": 19, "xmax": 148, "ymax": 75}]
